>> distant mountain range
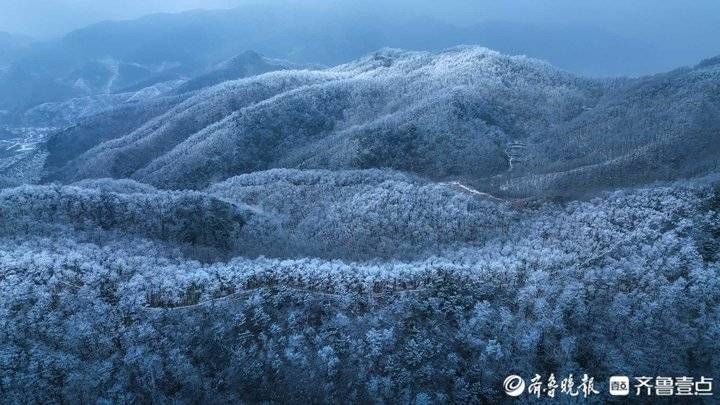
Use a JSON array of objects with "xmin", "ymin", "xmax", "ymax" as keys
[
  {"xmin": 21, "ymin": 50, "xmax": 295, "ymax": 127},
  {"xmin": 0, "ymin": 31, "xmax": 31, "ymax": 66},
  {"xmin": 0, "ymin": 4, "xmax": 681, "ymax": 117}
]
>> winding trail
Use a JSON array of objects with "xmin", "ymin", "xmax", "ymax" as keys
[{"xmin": 444, "ymin": 181, "xmax": 507, "ymax": 202}]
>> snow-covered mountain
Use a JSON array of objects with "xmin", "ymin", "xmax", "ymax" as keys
[
  {"xmin": 42, "ymin": 47, "xmax": 720, "ymax": 197},
  {"xmin": 0, "ymin": 4, "xmax": 670, "ymax": 118},
  {"xmin": 22, "ymin": 80, "xmax": 185, "ymax": 127},
  {"xmin": 1, "ymin": 45, "xmax": 719, "ymax": 402},
  {"xmin": 21, "ymin": 51, "xmax": 296, "ymax": 127}
]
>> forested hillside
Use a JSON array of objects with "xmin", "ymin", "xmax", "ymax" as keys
[
  {"xmin": 40, "ymin": 47, "xmax": 720, "ymax": 197},
  {"xmin": 0, "ymin": 44, "xmax": 719, "ymax": 402},
  {"xmin": 0, "ymin": 173, "xmax": 718, "ymax": 402}
]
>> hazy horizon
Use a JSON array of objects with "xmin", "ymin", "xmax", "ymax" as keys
[
  {"xmin": 0, "ymin": 0, "xmax": 718, "ymax": 76},
  {"xmin": 3, "ymin": 0, "xmax": 719, "ymax": 44},
  {"xmin": 0, "ymin": 1, "xmax": 251, "ymax": 38}
]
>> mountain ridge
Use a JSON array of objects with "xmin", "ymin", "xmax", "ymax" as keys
[
  {"xmin": 0, "ymin": 4, "xmax": 692, "ymax": 116},
  {"xmin": 39, "ymin": 46, "xmax": 720, "ymax": 198}
]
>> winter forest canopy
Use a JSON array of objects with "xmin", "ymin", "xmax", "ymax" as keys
[{"xmin": 0, "ymin": 2, "xmax": 719, "ymax": 403}]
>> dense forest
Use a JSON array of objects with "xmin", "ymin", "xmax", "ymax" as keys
[
  {"xmin": 0, "ymin": 35, "xmax": 718, "ymax": 402},
  {"xmin": 32, "ymin": 47, "xmax": 720, "ymax": 197},
  {"xmin": 1, "ymin": 174, "xmax": 718, "ymax": 402}
]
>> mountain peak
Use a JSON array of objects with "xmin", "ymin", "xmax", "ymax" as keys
[{"xmin": 217, "ymin": 50, "xmax": 265, "ymax": 69}]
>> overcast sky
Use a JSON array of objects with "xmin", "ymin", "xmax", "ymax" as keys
[
  {"xmin": 1, "ymin": 0, "xmax": 719, "ymax": 61},
  {"xmin": 0, "ymin": 0, "xmax": 250, "ymax": 37}
]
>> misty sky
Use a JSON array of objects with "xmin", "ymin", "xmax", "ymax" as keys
[
  {"xmin": 2, "ymin": 0, "xmax": 719, "ymax": 39},
  {"xmin": 0, "ymin": 0, "xmax": 251, "ymax": 37},
  {"xmin": 1, "ymin": 0, "xmax": 718, "ymax": 65}
]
